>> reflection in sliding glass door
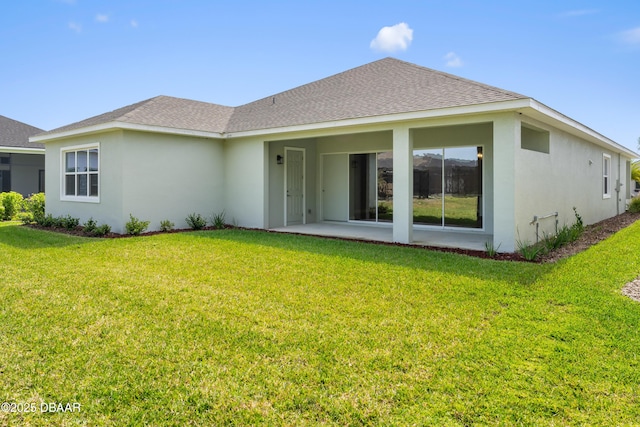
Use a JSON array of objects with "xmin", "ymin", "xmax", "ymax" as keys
[
  {"xmin": 413, "ymin": 147, "xmax": 482, "ymax": 228},
  {"xmin": 413, "ymin": 149, "xmax": 443, "ymax": 225},
  {"xmin": 349, "ymin": 152, "xmax": 393, "ymax": 222}
]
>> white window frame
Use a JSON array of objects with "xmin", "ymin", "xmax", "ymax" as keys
[
  {"xmin": 603, "ymin": 153, "xmax": 611, "ymax": 199},
  {"xmin": 60, "ymin": 143, "xmax": 100, "ymax": 203}
]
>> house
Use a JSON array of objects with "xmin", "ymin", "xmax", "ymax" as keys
[
  {"xmin": 0, "ymin": 115, "xmax": 45, "ymax": 196},
  {"xmin": 31, "ymin": 58, "xmax": 637, "ymax": 252}
]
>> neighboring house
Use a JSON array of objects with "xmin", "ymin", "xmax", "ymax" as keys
[
  {"xmin": 0, "ymin": 115, "xmax": 45, "ymax": 196},
  {"xmin": 32, "ymin": 58, "xmax": 637, "ymax": 252}
]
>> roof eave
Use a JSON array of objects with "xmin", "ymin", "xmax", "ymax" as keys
[
  {"xmin": 30, "ymin": 121, "xmax": 226, "ymax": 143},
  {"xmin": 519, "ymin": 100, "xmax": 638, "ymax": 158},
  {"xmin": 225, "ymin": 98, "xmax": 534, "ymax": 139},
  {"xmin": 0, "ymin": 146, "xmax": 45, "ymax": 154}
]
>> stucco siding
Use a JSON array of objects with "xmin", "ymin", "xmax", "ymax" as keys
[
  {"xmin": 223, "ymin": 137, "xmax": 267, "ymax": 228},
  {"xmin": 45, "ymin": 131, "xmax": 125, "ymax": 229},
  {"xmin": 45, "ymin": 130, "xmax": 224, "ymax": 233},
  {"xmin": 514, "ymin": 118, "xmax": 623, "ymax": 245},
  {"xmin": 120, "ymin": 131, "xmax": 224, "ymax": 232}
]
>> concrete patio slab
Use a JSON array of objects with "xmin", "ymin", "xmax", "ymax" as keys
[{"xmin": 271, "ymin": 221, "xmax": 492, "ymax": 251}]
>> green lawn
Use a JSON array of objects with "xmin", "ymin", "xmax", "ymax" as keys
[
  {"xmin": 1, "ymin": 222, "xmax": 640, "ymax": 425},
  {"xmin": 379, "ymin": 196, "xmax": 480, "ymax": 226}
]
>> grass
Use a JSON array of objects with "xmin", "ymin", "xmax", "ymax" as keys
[
  {"xmin": 1, "ymin": 221, "xmax": 640, "ymax": 425},
  {"xmin": 379, "ymin": 196, "xmax": 480, "ymax": 226}
]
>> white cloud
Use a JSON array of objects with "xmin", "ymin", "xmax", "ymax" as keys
[
  {"xmin": 618, "ymin": 27, "xmax": 640, "ymax": 45},
  {"xmin": 130, "ymin": 19, "xmax": 139, "ymax": 28},
  {"xmin": 444, "ymin": 52, "xmax": 463, "ymax": 67},
  {"xmin": 560, "ymin": 9, "xmax": 598, "ymax": 17},
  {"xmin": 96, "ymin": 14, "xmax": 109, "ymax": 23},
  {"xmin": 68, "ymin": 21, "xmax": 82, "ymax": 33},
  {"xmin": 370, "ymin": 22, "xmax": 413, "ymax": 53}
]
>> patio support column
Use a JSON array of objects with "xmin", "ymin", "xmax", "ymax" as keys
[
  {"xmin": 493, "ymin": 113, "xmax": 519, "ymax": 253},
  {"xmin": 393, "ymin": 125, "xmax": 413, "ymax": 243}
]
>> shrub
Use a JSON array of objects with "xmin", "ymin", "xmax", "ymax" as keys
[
  {"xmin": 18, "ymin": 212, "xmax": 34, "ymax": 224},
  {"xmin": 24, "ymin": 193, "xmax": 45, "ymax": 223},
  {"xmin": 83, "ymin": 218, "xmax": 98, "ymax": 234},
  {"xmin": 60, "ymin": 215, "xmax": 80, "ymax": 230},
  {"xmin": 160, "ymin": 220, "xmax": 174, "ymax": 232},
  {"xmin": 629, "ymin": 197, "xmax": 640, "ymax": 213},
  {"xmin": 125, "ymin": 214, "xmax": 150, "ymax": 236},
  {"xmin": 94, "ymin": 224, "xmax": 111, "ymax": 237},
  {"xmin": 40, "ymin": 213, "xmax": 57, "ymax": 227},
  {"xmin": 186, "ymin": 213, "xmax": 207, "ymax": 230},
  {"xmin": 211, "ymin": 211, "xmax": 226, "ymax": 229},
  {"xmin": 0, "ymin": 204, "xmax": 4, "ymax": 220},
  {"xmin": 0, "ymin": 191, "xmax": 24, "ymax": 220}
]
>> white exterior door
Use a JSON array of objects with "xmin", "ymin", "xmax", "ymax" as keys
[
  {"xmin": 285, "ymin": 148, "xmax": 305, "ymax": 225},
  {"xmin": 322, "ymin": 153, "xmax": 349, "ymax": 221}
]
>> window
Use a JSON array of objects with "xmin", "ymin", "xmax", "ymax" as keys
[
  {"xmin": 521, "ymin": 125, "xmax": 550, "ymax": 154},
  {"xmin": 413, "ymin": 146, "xmax": 483, "ymax": 228},
  {"xmin": 62, "ymin": 144, "xmax": 99, "ymax": 201},
  {"xmin": 603, "ymin": 154, "xmax": 611, "ymax": 199}
]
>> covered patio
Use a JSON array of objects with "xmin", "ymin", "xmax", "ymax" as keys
[{"xmin": 271, "ymin": 222, "xmax": 492, "ymax": 251}]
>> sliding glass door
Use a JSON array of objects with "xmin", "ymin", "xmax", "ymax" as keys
[
  {"xmin": 347, "ymin": 147, "xmax": 481, "ymax": 228},
  {"xmin": 413, "ymin": 146, "xmax": 482, "ymax": 228},
  {"xmin": 349, "ymin": 152, "xmax": 393, "ymax": 222}
]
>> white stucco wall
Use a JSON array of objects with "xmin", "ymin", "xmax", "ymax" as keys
[
  {"xmin": 45, "ymin": 130, "xmax": 224, "ymax": 233},
  {"xmin": 514, "ymin": 117, "xmax": 626, "ymax": 246},
  {"xmin": 120, "ymin": 131, "xmax": 225, "ymax": 232},
  {"xmin": 45, "ymin": 131, "xmax": 125, "ymax": 228},
  {"xmin": 223, "ymin": 137, "xmax": 268, "ymax": 228}
]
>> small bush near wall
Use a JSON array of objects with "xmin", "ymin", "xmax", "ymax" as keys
[
  {"xmin": 211, "ymin": 211, "xmax": 226, "ymax": 229},
  {"xmin": 24, "ymin": 192, "xmax": 46, "ymax": 223},
  {"xmin": 94, "ymin": 224, "xmax": 111, "ymax": 236},
  {"xmin": 160, "ymin": 220, "xmax": 174, "ymax": 232},
  {"xmin": 83, "ymin": 218, "xmax": 98, "ymax": 234},
  {"xmin": 629, "ymin": 197, "xmax": 640, "ymax": 213},
  {"xmin": 186, "ymin": 213, "xmax": 207, "ymax": 230},
  {"xmin": 0, "ymin": 191, "xmax": 24, "ymax": 220},
  {"xmin": 125, "ymin": 214, "xmax": 150, "ymax": 236}
]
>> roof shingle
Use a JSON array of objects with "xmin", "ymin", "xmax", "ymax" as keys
[
  {"xmin": 226, "ymin": 58, "xmax": 528, "ymax": 132},
  {"xmin": 39, "ymin": 58, "xmax": 529, "ymax": 138},
  {"xmin": 0, "ymin": 115, "xmax": 44, "ymax": 149},
  {"xmin": 44, "ymin": 96, "xmax": 234, "ymax": 135}
]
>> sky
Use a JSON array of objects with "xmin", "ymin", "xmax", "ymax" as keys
[{"xmin": 1, "ymin": 0, "xmax": 639, "ymax": 151}]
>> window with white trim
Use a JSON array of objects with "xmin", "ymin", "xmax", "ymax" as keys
[
  {"xmin": 62, "ymin": 145, "xmax": 99, "ymax": 200},
  {"xmin": 603, "ymin": 154, "xmax": 611, "ymax": 199}
]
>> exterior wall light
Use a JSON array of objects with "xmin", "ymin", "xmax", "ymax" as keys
[{"xmin": 277, "ymin": 155, "xmax": 284, "ymax": 164}]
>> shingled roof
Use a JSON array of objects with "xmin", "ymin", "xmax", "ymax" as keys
[
  {"xmin": 226, "ymin": 57, "xmax": 528, "ymax": 132},
  {"xmin": 43, "ymin": 96, "xmax": 235, "ymax": 135},
  {"xmin": 40, "ymin": 58, "xmax": 529, "ymax": 138},
  {"xmin": 0, "ymin": 115, "xmax": 44, "ymax": 149}
]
